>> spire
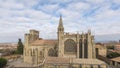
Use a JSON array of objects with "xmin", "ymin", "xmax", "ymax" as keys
[{"xmin": 58, "ymin": 15, "xmax": 63, "ymax": 28}]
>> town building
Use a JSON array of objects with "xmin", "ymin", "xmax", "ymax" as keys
[
  {"xmin": 114, "ymin": 44, "xmax": 120, "ymax": 53},
  {"xmin": 95, "ymin": 43, "xmax": 107, "ymax": 57},
  {"xmin": 110, "ymin": 57, "xmax": 120, "ymax": 68}
]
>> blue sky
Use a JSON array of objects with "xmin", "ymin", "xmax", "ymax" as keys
[{"xmin": 0, "ymin": 0, "xmax": 120, "ymax": 43}]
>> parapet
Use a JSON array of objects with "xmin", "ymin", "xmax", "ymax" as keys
[
  {"xmin": 65, "ymin": 32, "xmax": 77, "ymax": 36},
  {"xmin": 25, "ymin": 33, "xmax": 30, "ymax": 40},
  {"xmin": 25, "ymin": 33, "xmax": 30, "ymax": 36},
  {"xmin": 64, "ymin": 32, "xmax": 77, "ymax": 38},
  {"xmin": 64, "ymin": 31, "xmax": 94, "ymax": 39},
  {"xmin": 30, "ymin": 29, "xmax": 39, "ymax": 36}
]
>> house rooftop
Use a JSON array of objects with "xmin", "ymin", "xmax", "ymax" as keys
[{"xmin": 111, "ymin": 57, "xmax": 120, "ymax": 63}]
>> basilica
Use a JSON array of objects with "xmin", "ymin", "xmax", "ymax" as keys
[{"xmin": 23, "ymin": 16, "xmax": 107, "ymax": 68}]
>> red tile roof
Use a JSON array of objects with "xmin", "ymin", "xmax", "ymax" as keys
[
  {"xmin": 31, "ymin": 40, "xmax": 57, "ymax": 46},
  {"xmin": 111, "ymin": 57, "xmax": 120, "ymax": 62}
]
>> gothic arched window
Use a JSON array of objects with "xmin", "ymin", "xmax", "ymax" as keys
[
  {"xmin": 64, "ymin": 39, "xmax": 77, "ymax": 53},
  {"xmin": 29, "ymin": 49, "xmax": 32, "ymax": 56},
  {"xmin": 30, "ymin": 49, "xmax": 32, "ymax": 56},
  {"xmin": 35, "ymin": 48, "xmax": 38, "ymax": 56},
  {"xmin": 84, "ymin": 39, "xmax": 88, "ymax": 58},
  {"xmin": 40, "ymin": 51, "xmax": 43, "ymax": 58},
  {"xmin": 33, "ymin": 49, "xmax": 35, "ymax": 56},
  {"xmin": 79, "ymin": 39, "xmax": 82, "ymax": 58},
  {"xmin": 48, "ymin": 48, "xmax": 55, "ymax": 56}
]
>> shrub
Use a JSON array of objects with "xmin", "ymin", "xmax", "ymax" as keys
[
  {"xmin": 0, "ymin": 58, "xmax": 7, "ymax": 68},
  {"xmin": 107, "ymin": 52, "xmax": 120, "ymax": 59}
]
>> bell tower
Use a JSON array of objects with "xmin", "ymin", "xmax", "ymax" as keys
[{"xmin": 57, "ymin": 15, "xmax": 64, "ymax": 57}]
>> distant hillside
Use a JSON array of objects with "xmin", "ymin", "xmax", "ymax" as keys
[
  {"xmin": 95, "ymin": 34, "xmax": 120, "ymax": 43},
  {"xmin": 0, "ymin": 34, "xmax": 120, "ymax": 43}
]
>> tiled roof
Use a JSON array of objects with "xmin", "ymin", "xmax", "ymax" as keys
[
  {"xmin": 111, "ymin": 57, "xmax": 120, "ymax": 62},
  {"xmin": 31, "ymin": 40, "xmax": 57, "ymax": 46}
]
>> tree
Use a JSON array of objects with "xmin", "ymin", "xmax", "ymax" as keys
[
  {"xmin": 107, "ymin": 52, "xmax": 120, "ymax": 59},
  {"xmin": 107, "ymin": 46, "xmax": 114, "ymax": 50},
  {"xmin": 0, "ymin": 58, "xmax": 7, "ymax": 68},
  {"xmin": 17, "ymin": 38, "xmax": 24, "ymax": 54}
]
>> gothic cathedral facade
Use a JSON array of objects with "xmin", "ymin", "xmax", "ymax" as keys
[
  {"xmin": 23, "ymin": 16, "xmax": 107, "ymax": 68},
  {"xmin": 58, "ymin": 16, "xmax": 96, "ymax": 59}
]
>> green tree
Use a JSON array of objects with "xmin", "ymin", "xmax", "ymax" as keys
[
  {"xmin": 0, "ymin": 58, "xmax": 7, "ymax": 68},
  {"xmin": 107, "ymin": 52, "xmax": 120, "ymax": 59},
  {"xmin": 107, "ymin": 46, "xmax": 114, "ymax": 50},
  {"xmin": 17, "ymin": 38, "xmax": 24, "ymax": 54}
]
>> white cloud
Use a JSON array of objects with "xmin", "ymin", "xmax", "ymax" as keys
[
  {"xmin": 112, "ymin": 0, "xmax": 120, "ymax": 4},
  {"xmin": 0, "ymin": 0, "xmax": 120, "ymax": 42},
  {"xmin": 37, "ymin": 4, "xmax": 59, "ymax": 14},
  {"xmin": 67, "ymin": 2, "xmax": 90, "ymax": 11},
  {"xmin": 85, "ymin": 0, "xmax": 106, "ymax": 4},
  {"xmin": 0, "ymin": 0, "xmax": 25, "ymax": 10}
]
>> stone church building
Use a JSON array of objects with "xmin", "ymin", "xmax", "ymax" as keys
[{"xmin": 23, "ymin": 16, "xmax": 107, "ymax": 68}]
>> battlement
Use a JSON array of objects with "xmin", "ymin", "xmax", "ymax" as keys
[
  {"xmin": 25, "ymin": 33, "xmax": 30, "ymax": 36},
  {"xmin": 65, "ymin": 32, "xmax": 77, "ymax": 35},
  {"xmin": 64, "ymin": 32, "xmax": 76, "ymax": 38},
  {"xmin": 64, "ymin": 32, "xmax": 93, "ymax": 39},
  {"xmin": 25, "ymin": 30, "xmax": 40, "ymax": 45},
  {"xmin": 30, "ymin": 29, "xmax": 39, "ymax": 36}
]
